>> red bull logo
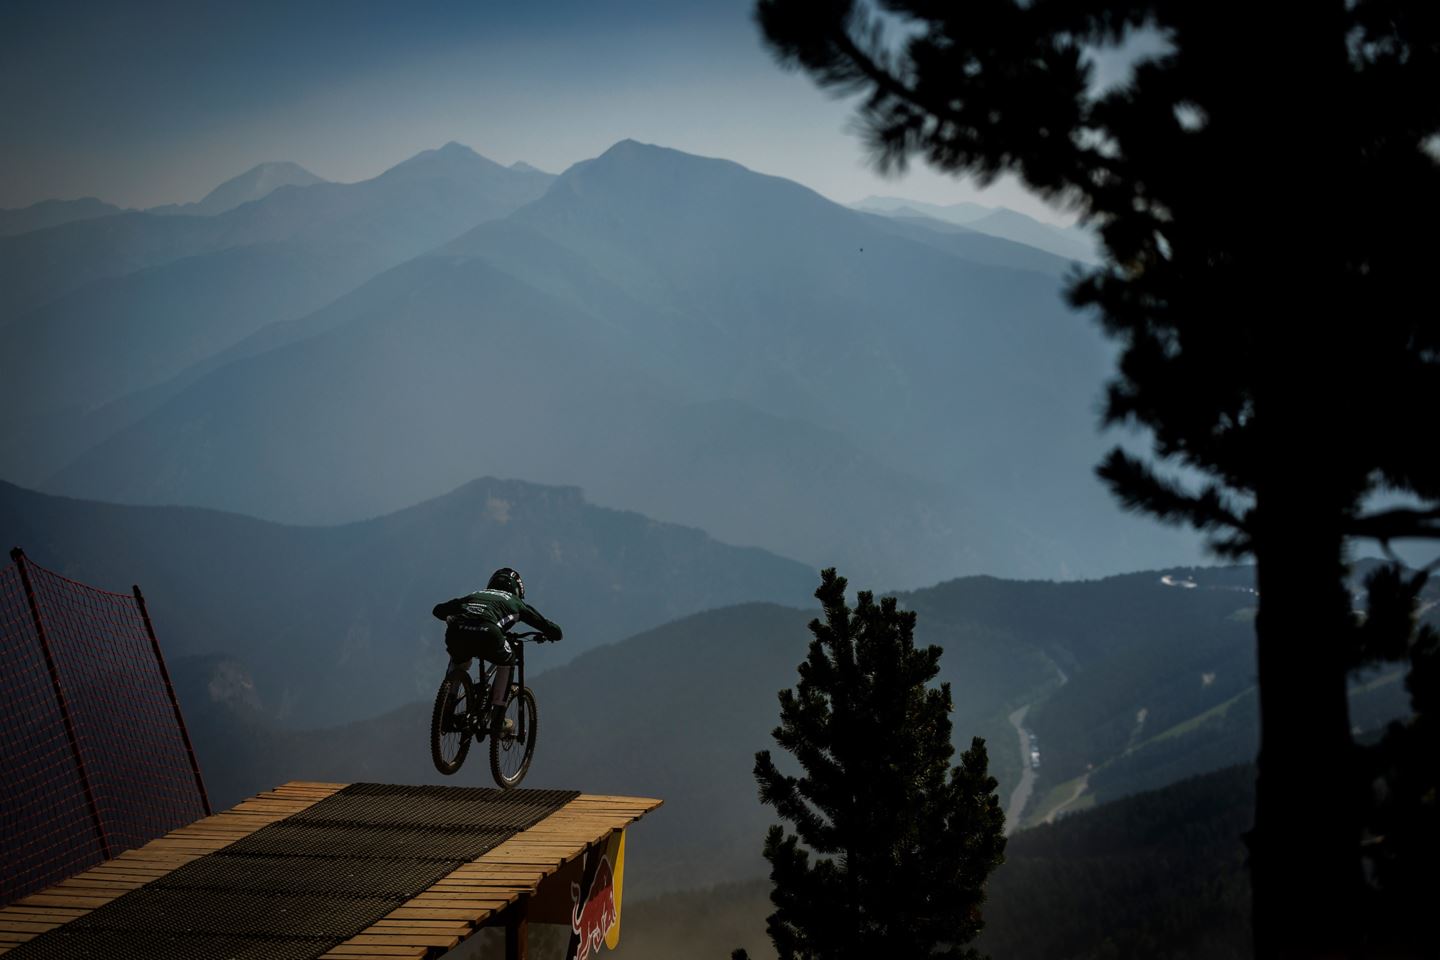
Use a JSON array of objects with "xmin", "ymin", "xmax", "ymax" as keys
[{"xmin": 570, "ymin": 855, "xmax": 617, "ymax": 960}]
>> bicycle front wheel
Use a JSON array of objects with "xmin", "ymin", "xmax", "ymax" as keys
[
  {"xmin": 430, "ymin": 670, "xmax": 474, "ymax": 775},
  {"xmin": 489, "ymin": 686, "xmax": 537, "ymax": 789}
]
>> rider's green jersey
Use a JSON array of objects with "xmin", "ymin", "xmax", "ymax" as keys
[{"xmin": 431, "ymin": 588, "xmax": 563, "ymax": 641}]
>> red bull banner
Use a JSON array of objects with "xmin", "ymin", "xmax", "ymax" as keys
[{"xmin": 569, "ymin": 829, "xmax": 626, "ymax": 960}]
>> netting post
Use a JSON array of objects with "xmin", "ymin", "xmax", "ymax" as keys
[
  {"xmin": 132, "ymin": 583, "xmax": 212, "ymax": 816},
  {"xmin": 10, "ymin": 547, "xmax": 112, "ymax": 860},
  {"xmin": 504, "ymin": 897, "xmax": 530, "ymax": 960}
]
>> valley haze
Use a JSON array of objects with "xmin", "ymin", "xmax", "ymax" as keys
[{"xmin": 1, "ymin": 137, "xmax": 1203, "ymax": 592}]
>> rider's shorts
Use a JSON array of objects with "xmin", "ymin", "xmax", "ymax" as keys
[{"xmin": 444, "ymin": 618, "xmax": 514, "ymax": 664}]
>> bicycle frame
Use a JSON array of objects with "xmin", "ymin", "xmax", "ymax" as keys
[{"xmin": 479, "ymin": 632, "xmax": 531, "ymax": 739}]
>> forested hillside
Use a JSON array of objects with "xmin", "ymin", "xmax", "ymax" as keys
[{"xmin": 613, "ymin": 765, "xmax": 1257, "ymax": 960}]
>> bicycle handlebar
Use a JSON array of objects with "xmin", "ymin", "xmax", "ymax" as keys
[{"xmin": 508, "ymin": 630, "xmax": 550, "ymax": 641}]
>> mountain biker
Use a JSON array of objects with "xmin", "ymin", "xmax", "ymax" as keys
[{"xmin": 432, "ymin": 567, "xmax": 562, "ymax": 734}]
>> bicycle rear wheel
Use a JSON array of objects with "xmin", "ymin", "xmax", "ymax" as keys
[
  {"xmin": 489, "ymin": 686, "xmax": 537, "ymax": 789},
  {"xmin": 430, "ymin": 670, "xmax": 474, "ymax": 775}
]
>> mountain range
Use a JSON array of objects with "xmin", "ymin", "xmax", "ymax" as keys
[
  {"xmin": 0, "ymin": 144, "xmax": 553, "ymax": 479},
  {"xmin": 147, "ymin": 161, "xmax": 327, "ymax": 217},
  {"xmin": 853, "ymin": 194, "xmax": 1101, "ymax": 264},
  {"xmin": 0, "ymin": 197, "xmax": 127, "ymax": 237},
  {"xmin": 2, "ymin": 138, "xmax": 1202, "ymax": 588}
]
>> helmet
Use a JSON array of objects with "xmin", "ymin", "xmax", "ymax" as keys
[{"xmin": 487, "ymin": 567, "xmax": 524, "ymax": 598}]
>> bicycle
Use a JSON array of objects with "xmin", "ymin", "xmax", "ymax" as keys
[{"xmin": 429, "ymin": 629, "xmax": 546, "ymax": 788}]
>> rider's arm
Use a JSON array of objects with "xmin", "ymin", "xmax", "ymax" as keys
[
  {"xmin": 432, "ymin": 596, "xmax": 468, "ymax": 621},
  {"xmin": 518, "ymin": 602, "xmax": 563, "ymax": 641}
]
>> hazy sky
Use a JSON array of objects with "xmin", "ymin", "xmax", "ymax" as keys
[{"xmin": 1, "ymin": 0, "xmax": 1160, "ymax": 223}]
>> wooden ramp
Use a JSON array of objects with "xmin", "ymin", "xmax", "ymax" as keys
[{"xmin": 0, "ymin": 782, "xmax": 661, "ymax": 960}]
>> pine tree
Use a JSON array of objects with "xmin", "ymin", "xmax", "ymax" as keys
[
  {"xmin": 1354, "ymin": 565, "xmax": 1440, "ymax": 953},
  {"xmin": 751, "ymin": 3, "xmax": 1440, "ymax": 954},
  {"xmin": 736, "ymin": 568, "xmax": 1006, "ymax": 960}
]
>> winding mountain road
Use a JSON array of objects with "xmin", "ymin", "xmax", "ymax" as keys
[
  {"xmin": 1004, "ymin": 705, "xmax": 1036, "ymax": 835},
  {"xmin": 1004, "ymin": 661, "xmax": 1069, "ymax": 833}
]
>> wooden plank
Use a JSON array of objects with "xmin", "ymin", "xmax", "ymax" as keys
[
  {"xmin": 386, "ymin": 907, "xmax": 495, "ymax": 921},
  {"xmin": 406, "ymin": 896, "xmax": 513, "ymax": 909},
  {"xmin": 53, "ymin": 877, "xmax": 144, "ymax": 891},
  {"xmin": 0, "ymin": 909, "xmax": 84, "ymax": 921},
  {"xmin": 571, "ymin": 793, "xmax": 662, "ymax": 803},
  {"xmin": 0, "ymin": 921, "xmax": 59, "ymax": 934},
  {"xmin": 370, "ymin": 919, "xmax": 471, "ymax": 931},
  {"xmin": 141, "ymin": 838, "xmax": 233, "ymax": 850},
  {"xmin": 347, "ymin": 932, "xmax": 460, "ymax": 948},
  {"xmin": 429, "ymin": 880, "xmax": 538, "ymax": 892},
  {"xmin": 106, "ymin": 849, "xmax": 201, "ymax": 863},
  {"xmin": 0, "ymin": 912, "xmax": 84, "ymax": 925},
  {"xmin": 407, "ymin": 891, "xmax": 516, "ymax": 902},
  {"xmin": 433, "ymin": 868, "xmax": 540, "ymax": 877},
  {"xmin": 78, "ymin": 870, "xmax": 177, "ymax": 883},
  {"xmin": 15, "ymin": 894, "xmax": 115, "ymax": 909},
  {"xmin": 440, "ymin": 869, "xmax": 541, "ymax": 880}
]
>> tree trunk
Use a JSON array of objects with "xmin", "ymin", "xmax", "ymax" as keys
[
  {"xmin": 1244, "ymin": 6, "xmax": 1361, "ymax": 955},
  {"xmin": 1250, "ymin": 486, "xmax": 1360, "ymax": 958}
]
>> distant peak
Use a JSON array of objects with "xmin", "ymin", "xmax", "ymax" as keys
[
  {"xmin": 250, "ymin": 160, "xmax": 315, "ymax": 174},
  {"xmin": 381, "ymin": 141, "xmax": 507, "ymax": 179},
  {"xmin": 509, "ymin": 160, "xmax": 548, "ymax": 174},
  {"xmin": 541, "ymin": 139, "xmax": 827, "ymax": 213},
  {"xmin": 161, "ymin": 161, "xmax": 327, "ymax": 216},
  {"xmin": 412, "ymin": 141, "xmax": 481, "ymax": 162},
  {"xmin": 584, "ymin": 139, "xmax": 741, "ymax": 174},
  {"xmin": 223, "ymin": 160, "xmax": 323, "ymax": 183},
  {"xmin": 600, "ymin": 138, "xmax": 657, "ymax": 157}
]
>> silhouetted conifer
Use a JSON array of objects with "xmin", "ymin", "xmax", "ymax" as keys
[
  {"xmin": 1354, "ymin": 565, "xmax": 1440, "ymax": 953},
  {"xmin": 752, "ymin": 3, "xmax": 1439, "ymax": 955},
  {"xmin": 735, "ymin": 568, "xmax": 1006, "ymax": 960}
]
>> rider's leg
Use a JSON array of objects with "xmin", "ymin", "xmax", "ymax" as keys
[
  {"xmin": 448, "ymin": 657, "xmax": 472, "ymax": 698},
  {"xmin": 490, "ymin": 665, "xmax": 511, "ymax": 706},
  {"xmin": 483, "ymin": 631, "xmax": 516, "ymax": 733},
  {"xmin": 443, "ymin": 658, "xmax": 472, "ymax": 732}
]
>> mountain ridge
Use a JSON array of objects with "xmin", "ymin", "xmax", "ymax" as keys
[
  {"xmin": 0, "ymin": 197, "xmax": 126, "ymax": 237},
  {"xmin": 0, "ymin": 145, "xmax": 558, "ymax": 482},
  {"xmin": 148, "ymin": 161, "xmax": 327, "ymax": 217},
  {"xmin": 0, "ymin": 475, "xmax": 817, "ymax": 727},
  {"xmin": 0, "ymin": 141, "xmax": 553, "ymax": 317},
  {"xmin": 10, "ymin": 138, "xmax": 1202, "ymax": 585}
]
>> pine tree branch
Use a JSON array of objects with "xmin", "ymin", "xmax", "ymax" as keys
[
  {"xmin": 1347, "ymin": 506, "xmax": 1440, "ymax": 542},
  {"xmin": 1096, "ymin": 447, "xmax": 1247, "ymax": 533}
]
